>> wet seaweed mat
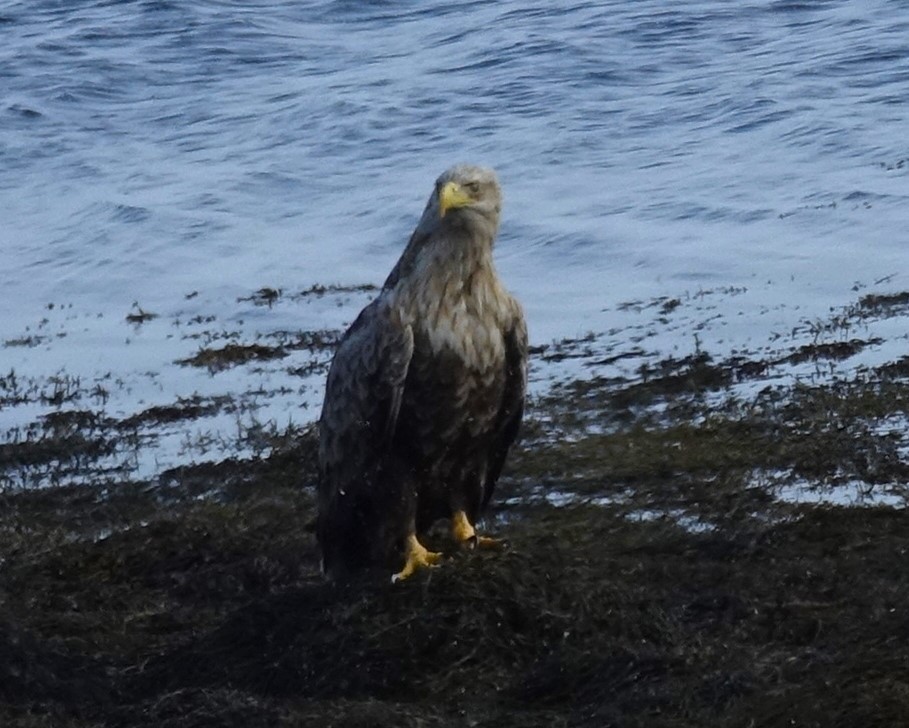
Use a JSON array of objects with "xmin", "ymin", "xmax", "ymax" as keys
[
  {"xmin": 132, "ymin": 505, "xmax": 909, "ymax": 728},
  {"xmin": 4, "ymin": 491, "xmax": 909, "ymax": 727}
]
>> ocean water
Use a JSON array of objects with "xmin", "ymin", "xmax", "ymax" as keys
[{"xmin": 2, "ymin": 0, "xmax": 908, "ymax": 481}]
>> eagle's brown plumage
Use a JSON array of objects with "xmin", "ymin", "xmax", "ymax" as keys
[{"xmin": 317, "ymin": 164, "xmax": 527, "ymax": 581}]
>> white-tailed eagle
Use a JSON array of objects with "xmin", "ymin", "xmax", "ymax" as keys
[{"xmin": 317, "ymin": 164, "xmax": 527, "ymax": 582}]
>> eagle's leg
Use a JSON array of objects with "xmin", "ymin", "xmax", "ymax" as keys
[
  {"xmin": 451, "ymin": 510, "xmax": 504, "ymax": 550},
  {"xmin": 391, "ymin": 533, "xmax": 443, "ymax": 583}
]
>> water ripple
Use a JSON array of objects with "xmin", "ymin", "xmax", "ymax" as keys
[{"xmin": 0, "ymin": 0, "xmax": 906, "ymax": 349}]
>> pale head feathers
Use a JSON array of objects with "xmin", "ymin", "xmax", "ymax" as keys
[
  {"xmin": 383, "ymin": 164, "xmax": 503, "ymax": 291},
  {"xmin": 415, "ymin": 164, "xmax": 502, "ymax": 245}
]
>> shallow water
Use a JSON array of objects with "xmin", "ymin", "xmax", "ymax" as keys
[{"xmin": 2, "ymin": 0, "xmax": 908, "ymax": 478}]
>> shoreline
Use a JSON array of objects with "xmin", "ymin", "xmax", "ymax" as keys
[{"xmin": 2, "ymin": 286, "xmax": 909, "ymax": 726}]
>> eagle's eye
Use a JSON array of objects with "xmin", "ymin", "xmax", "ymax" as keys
[{"xmin": 465, "ymin": 181, "xmax": 481, "ymax": 195}]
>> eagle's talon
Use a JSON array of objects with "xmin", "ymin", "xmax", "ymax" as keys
[
  {"xmin": 452, "ymin": 510, "xmax": 503, "ymax": 551},
  {"xmin": 451, "ymin": 511, "xmax": 508, "ymax": 551},
  {"xmin": 391, "ymin": 534, "xmax": 443, "ymax": 583},
  {"xmin": 451, "ymin": 510, "xmax": 477, "ymax": 545}
]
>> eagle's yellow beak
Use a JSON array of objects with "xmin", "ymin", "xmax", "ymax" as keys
[{"xmin": 438, "ymin": 181, "xmax": 473, "ymax": 218}]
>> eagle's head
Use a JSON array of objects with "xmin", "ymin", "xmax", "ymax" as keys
[
  {"xmin": 434, "ymin": 164, "xmax": 502, "ymax": 226},
  {"xmin": 382, "ymin": 164, "xmax": 504, "ymax": 290}
]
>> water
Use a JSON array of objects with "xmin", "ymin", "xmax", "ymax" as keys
[{"xmin": 2, "ymin": 0, "xmax": 909, "ymax": 480}]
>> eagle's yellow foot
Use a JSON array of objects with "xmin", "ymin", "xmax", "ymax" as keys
[
  {"xmin": 391, "ymin": 534, "xmax": 443, "ymax": 583},
  {"xmin": 451, "ymin": 510, "xmax": 505, "ymax": 551}
]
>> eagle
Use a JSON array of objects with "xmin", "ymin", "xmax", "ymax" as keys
[{"xmin": 317, "ymin": 164, "xmax": 528, "ymax": 582}]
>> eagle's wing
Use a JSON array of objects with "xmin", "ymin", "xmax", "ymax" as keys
[
  {"xmin": 318, "ymin": 296, "xmax": 414, "ymax": 504},
  {"xmin": 482, "ymin": 308, "xmax": 528, "ymax": 510}
]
